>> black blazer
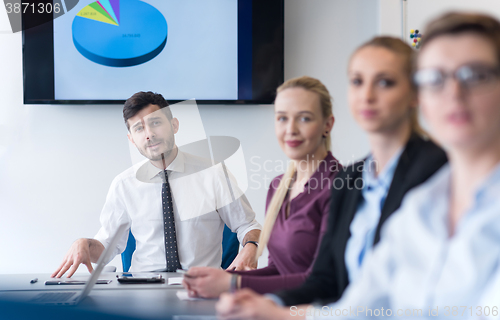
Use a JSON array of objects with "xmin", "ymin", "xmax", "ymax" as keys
[{"xmin": 275, "ymin": 134, "xmax": 448, "ymax": 306}]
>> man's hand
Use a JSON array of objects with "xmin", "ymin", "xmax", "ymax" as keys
[
  {"xmin": 226, "ymin": 243, "xmax": 258, "ymax": 271},
  {"xmin": 182, "ymin": 267, "xmax": 232, "ymax": 298},
  {"xmin": 51, "ymin": 238, "xmax": 104, "ymax": 278},
  {"xmin": 227, "ymin": 229, "xmax": 260, "ymax": 271},
  {"xmin": 216, "ymin": 289, "xmax": 295, "ymax": 320}
]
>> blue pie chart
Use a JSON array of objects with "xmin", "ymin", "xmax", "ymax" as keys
[{"xmin": 72, "ymin": 0, "xmax": 168, "ymax": 67}]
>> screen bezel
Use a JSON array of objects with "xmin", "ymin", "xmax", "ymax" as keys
[{"xmin": 22, "ymin": 0, "xmax": 284, "ymax": 105}]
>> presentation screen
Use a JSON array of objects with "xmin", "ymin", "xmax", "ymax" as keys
[{"xmin": 22, "ymin": 0, "xmax": 284, "ymax": 104}]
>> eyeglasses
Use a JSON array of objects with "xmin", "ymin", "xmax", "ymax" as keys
[{"xmin": 414, "ymin": 64, "xmax": 500, "ymax": 95}]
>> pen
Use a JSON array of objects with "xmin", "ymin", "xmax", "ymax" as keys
[{"xmin": 30, "ymin": 278, "xmax": 38, "ymax": 284}]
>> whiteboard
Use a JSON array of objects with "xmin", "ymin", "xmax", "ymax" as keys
[{"xmin": 406, "ymin": 0, "xmax": 500, "ymax": 44}]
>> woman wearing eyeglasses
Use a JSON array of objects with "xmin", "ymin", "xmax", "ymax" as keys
[{"xmin": 216, "ymin": 12, "xmax": 500, "ymax": 320}]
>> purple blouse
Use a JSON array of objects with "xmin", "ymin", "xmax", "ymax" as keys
[{"xmin": 237, "ymin": 152, "xmax": 340, "ymax": 294}]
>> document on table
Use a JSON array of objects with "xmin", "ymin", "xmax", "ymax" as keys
[
  {"xmin": 176, "ymin": 290, "xmax": 216, "ymax": 301},
  {"xmin": 168, "ymin": 277, "xmax": 184, "ymax": 285}
]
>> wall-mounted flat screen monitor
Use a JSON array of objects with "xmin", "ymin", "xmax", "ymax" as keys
[{"xmin": 22, "ymin": 0, "xmax": 284, "ymax": 104}]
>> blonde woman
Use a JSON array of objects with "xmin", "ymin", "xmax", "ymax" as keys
[
  {"xmin": 182, "ymin": 76, "xmax": 340, "ymax": 297},
  {"xmin": 217, "ymin": 12, "xmax": 500, "ymax": 320}
]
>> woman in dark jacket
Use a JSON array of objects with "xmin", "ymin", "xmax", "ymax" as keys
[{"xmin": 216, "ymin": 36, "xmax": 447, "ymax": 320}]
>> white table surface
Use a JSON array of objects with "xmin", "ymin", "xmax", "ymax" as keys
[{"xmin": 0, "ymin": 272, "xmax": 218, "ymax": 319}]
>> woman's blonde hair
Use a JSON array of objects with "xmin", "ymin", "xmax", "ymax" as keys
[
  {"xmin": 352, "ymin": 36, "xmax": 427, "ymax": 137},
  {"xmin": 256, "ymin": 76, "xmax": 333, "ymax": 258}
]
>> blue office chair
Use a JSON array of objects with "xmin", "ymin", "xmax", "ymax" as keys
[{"xmin": 121, "ymin": 225, "xmax": 239, "ymax": 272}]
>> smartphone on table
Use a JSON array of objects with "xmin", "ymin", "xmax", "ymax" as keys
[{"xmin": 116, "ymin": 273, "xmax": 164, "ymax": 284}]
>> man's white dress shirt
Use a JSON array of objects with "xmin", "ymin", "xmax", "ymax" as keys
[
  {"xmin": 94, "ymin": 150, "xmax": 261, "ymax": 271},
  {"xmin": 311, "ymin": 162, "xmax": 500, "ymax": 319}
]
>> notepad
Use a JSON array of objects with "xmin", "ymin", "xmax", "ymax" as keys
[
  {"xmin": 168, "ymin": 277, "xmax": 183, "ymax": 285},
  {"xmin": 176, "ymin": 290, "xmax": 214, "ymax": 301}
]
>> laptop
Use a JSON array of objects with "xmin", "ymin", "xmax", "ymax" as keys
[{"xmin": 1, "ymin": 224, "xmax": 127, "ymax": 306}]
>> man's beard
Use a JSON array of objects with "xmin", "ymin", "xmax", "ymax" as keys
[{"xmin": 139, "ymin": 138, "xmax": 175, "ymax": 161}]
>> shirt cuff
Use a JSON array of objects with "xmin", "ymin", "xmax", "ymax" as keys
[
  {"xmin": 264, "ymin": 294, "xmax": 285, "ymax": 307},
  {"xmin": 236, "ymin": 225, "xmax": 262, "ymax": 245}
]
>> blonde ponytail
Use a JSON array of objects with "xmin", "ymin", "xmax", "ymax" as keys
[{"xmin": 256, "ymin": 161, "xmax": 296, "ymax": 258}]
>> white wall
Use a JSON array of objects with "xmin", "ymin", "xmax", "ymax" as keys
[
  {"xmin": 406, "ymin": 0, "xmax": 500, "ymax": 38},
  {"xmin": 378, "ymin": 0, "xmax": 500, "ymax": 43},
  {"xmin": 0, "ymin": 0, "xmax": 378, "ymax": 274},
  {"xmin": 379, "ymin": 0, "xmax": 402, "ymax": 37},
  {"xmin": 285, "ymin": 0, "xmax": 376, "ymax": 165}
]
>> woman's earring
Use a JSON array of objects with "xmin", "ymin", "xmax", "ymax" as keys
[{"xmin": 323, "ymin": 131, "xmax": 328, "ymax": 138}]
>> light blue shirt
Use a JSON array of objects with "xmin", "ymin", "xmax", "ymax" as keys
[
  {"xmin": 344, "ymin": 149, "xmax": 402, "ymax": 283},
  {"xmin": 310, "ymin": 162, "xmax": 500, "ymax": 320}
]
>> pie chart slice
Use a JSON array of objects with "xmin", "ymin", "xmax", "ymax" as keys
[
  {"xmin": 97, "ymin": 0, "xmax": 120, "ymax": 24},
  {"xmin": 72, "ymin": 0, "xmax": 167, "ymax": 67}
]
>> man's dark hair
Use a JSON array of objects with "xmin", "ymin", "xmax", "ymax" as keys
[{"xmin": 123, "ymin": 91, "xmax": 172, "ymax": 130}]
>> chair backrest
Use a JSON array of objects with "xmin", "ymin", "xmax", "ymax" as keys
[
  {"xmin": 221, "ymin": 225, "xmax": 239, "ymax": 269},
  {"xmin": 121, "ymin": 225, "xmax": 239, "ymax": 272},
  {"xmin": 121, "ymin": 230, "xmax": 137, "ymax": 273}
]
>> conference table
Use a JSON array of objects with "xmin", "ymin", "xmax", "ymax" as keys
[{"xmin": 0, "ymin": 272, "xmax": 218, "ymax": 319}]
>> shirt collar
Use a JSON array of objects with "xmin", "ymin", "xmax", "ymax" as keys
[
  {"xmin": 473, "ymin": 161, "xmax": 500, "ymax": 205},
  {"xmin": 135, "ymin": 149, "xmax": 186, "ymax": 183},
  {"xmin": 363, "ymin": 148, "xmax": 404, "ymax": 191},
  {"xmin": 423, "ymin": 161, "xmax": 500, "ymax": 228},
  {"xmin": 423, "ymin": 161, "xmax": 500, "ymax": 236}
]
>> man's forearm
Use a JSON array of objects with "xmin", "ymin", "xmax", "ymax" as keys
[
  {"xmin": 242, "ymin": 229, "xmax": 260, "ymax": 244},
  {"xmin": 87, "ymin": 238, "xmax": 105, "ymax": 263}
]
